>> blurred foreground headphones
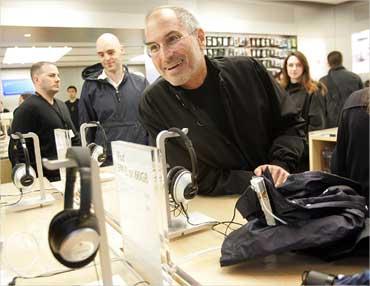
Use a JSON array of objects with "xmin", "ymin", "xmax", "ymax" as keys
[
  {"xmin": 166, "ymin": 128, "xmax": 199, "ymax": 204},
  {"xmin": 49, "ymin": 147, "xmax": 100, "ymax": 268},
  {"xmin": 11, "ymin": 132, "xmax": 36, "ymax": 190},
  {"xmin": 87, "ymin": 121, "xmax": 107, "ymax": 166}
]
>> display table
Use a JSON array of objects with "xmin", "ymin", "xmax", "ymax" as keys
[
  {"xmin": 1, "ymin": 167, "xmax": 368, "ymax": 286},
  {"xmin": 0, "ymin": 177, "xmax": 151, "ymax": 286},
  {"xmin": 170, "ymin": 195, "xmax": 368, "ymax": 286}
]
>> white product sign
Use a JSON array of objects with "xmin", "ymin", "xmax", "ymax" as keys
[{"xmin": 112, "ymin": 141, "xmax": 170, "ymax": 286}]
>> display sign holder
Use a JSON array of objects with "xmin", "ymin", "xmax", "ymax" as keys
[
  {"xmin": 156, "ymin": 129, "xmax": 217, "ymax": 239},
  {"xmin": 112, "ymin": 141, "xmax": 173, "ymax": 285},
  {"xmin": 8, "ymin": 132, "xmax": 55, "ymax": 212},
  {"xmin": 43, "ymin": 156, "xmax": 114, "ymax": 286},
  {"xmin": 54, "ymin": 128, "xmax": 73, "ymax": 186}
]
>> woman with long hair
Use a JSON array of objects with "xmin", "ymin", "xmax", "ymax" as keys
[{"xmin": 281, "ymin": 51, "xmax": 327, "ymax": 171}]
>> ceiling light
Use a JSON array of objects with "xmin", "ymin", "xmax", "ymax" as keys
[
  {"xmin": 3, "ymin": 47, "xmax": 72, "ymax": 64},
  {"xmin": 24, "ymin": 33, "xmax": 31, "ymax": 38}
]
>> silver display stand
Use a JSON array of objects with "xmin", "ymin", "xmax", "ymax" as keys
[
  {"xmin": 43, "ymin": 157, "xmax": 113, "ymax": 286},
  {"xmin": 8, "ymin": 132, "xmax": 55, "ymax": 212},
  {"xmin": 80, "ymin": 122, "xmax": 99, "ymax": 148},
  {"xmin": 156, "ymin": 129, "xmax": 216, "ymax": 239}
]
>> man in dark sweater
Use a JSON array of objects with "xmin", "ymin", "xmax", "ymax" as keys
[
  {"xmin": 139, "ymin": 6, "xmax": 305, "ymax": 196},
  {"xmin": 320, "ymin": 51, "xmax": 363, "ymax": 128},
  {"xmin": 9, "ymin": 62, "xmax": 79, "ymax": 182},
  {"xmin": 65, "ymin": 85, "xmax": 80, "ymax": 129}
]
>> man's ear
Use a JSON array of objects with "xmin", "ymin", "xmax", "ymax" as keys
[
  {"xmin": 196, "ymin": 28, "xmax": 206, "ymax": 50},
  {"xmin": 120, "ymin": 45, "xmax": 125, "ymax": 55}
]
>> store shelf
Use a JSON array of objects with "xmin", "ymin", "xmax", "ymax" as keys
[{"xmin": 205, "ymin": 32, "xmax": 297, "ymax": 76}]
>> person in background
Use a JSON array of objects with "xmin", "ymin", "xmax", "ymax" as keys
[
  {"xmin": 320, "ymin": 51, "xmax": 363, "ymax": 128},
  {"xmin": 280, "ymin": 51, "xmax": 327, "ymax": 171},
  {"xmin": 331, "ymin": 87, "xmax": 369, "ymax": 201},
  {"xmin": 65, "ymin": 85, "xmax": 80, "ymax": 129},
  {"xmin": 18, "ymin": 92, "xmax": 32, "ymax": 106},
  {"xmin": 79, "ymin": 33, "xmax": 149, "ymax": 165},
  {"xmin": 139, "ymin": 6, "xmax": 305, "ymax": 196},
  {"xmin": 9, "ymin": 61, "xmax": 80, "ymax": 182},
  {"xmin": 364, "ymin": 80, "xmax": 369, "ymax": 88},
  {"xmin": 0, "ymin": 100, "xmax": 10, "ymax": 113}
]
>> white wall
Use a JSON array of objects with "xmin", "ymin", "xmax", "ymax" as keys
[{"xmin": 295, "ymin": 1, "xmax": 369, "ymax": 80}]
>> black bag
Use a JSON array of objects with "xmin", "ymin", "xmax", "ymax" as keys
[{"xmin": 220, "ymin": 170, "xmax": 369, "ymax": 267}]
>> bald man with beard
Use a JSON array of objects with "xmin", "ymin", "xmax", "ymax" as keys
[{"xmin": 79, "ymin": 33, "xmax": 149, "ymax": 165}]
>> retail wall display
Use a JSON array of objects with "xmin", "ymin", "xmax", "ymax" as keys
[{"xmin": 205, "ymin": 32, "xmax": 297, "ymax": 76}]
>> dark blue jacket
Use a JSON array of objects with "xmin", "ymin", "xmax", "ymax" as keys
[{"xmin": 80, "ymin": 63, "xmax": 148, "ymax": 164}]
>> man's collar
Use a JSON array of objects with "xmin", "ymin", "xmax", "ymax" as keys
[{"xmin": 98, "ymin": 69, "xmax": 108, "ymax": 80}]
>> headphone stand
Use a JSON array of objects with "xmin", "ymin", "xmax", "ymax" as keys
[
  {"xmin": 8, "ymin": 132, "xmax": 55, "ymax": 212},
  {"xmin": 156, "ymin": 129, "xmax": 217, "ymax": 240},
  {"xmin": 80, "ymin": 122, "xmax": 97, "ymax": 148},
  {"xmin": 43, "ymin": 156, "xmax": 114, "ymax": 286}
]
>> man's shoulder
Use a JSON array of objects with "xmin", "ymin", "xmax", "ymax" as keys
[
  {"xmin": 211, "ymin": 56, "xmax": 263, "ymax": 76},
  {"xmin": 344, "ymin": 88, "xmax": 369, "ymax": 110},
  {"xmin": 319, "ymin": 74, "xmax": 328, "ymax": 82},
  {"xmin": 13, "ymin": 96, "xmax": 40, "ymax": 117},
  {"xmin": 143, "ymin": 77, "xmax": 168, "ymax": 95},
  {"xmin": 212, "ymin": 56, "xmax": 255, "ymax": 67}
]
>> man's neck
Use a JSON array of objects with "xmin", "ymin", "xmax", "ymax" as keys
[
  {"xmin": 105, "ymin": 66, "xmax": 124, "ymax": 85},
  {"xmin": 69, "ymin": 98, "xmax": 77, "ymax": 103},
  {"xmin": 36, "ymin": 91, "xmax": 55, "ymax": 105}
]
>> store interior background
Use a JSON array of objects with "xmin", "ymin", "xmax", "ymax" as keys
[{"xmin": 0, "ymin": 0, "xmax": 369, "ymax": 111}]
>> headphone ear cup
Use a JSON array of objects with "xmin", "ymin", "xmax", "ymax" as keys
[
  {"xmin": 12, "ymin": 163, "xmax": 35, "ymax": 189},
  {"xmin": 168, "ymin": 167, "xmax": 193, "ymax": 204},
  {"xmin": 87, "ymin": 143, "xmax": 105, "ymax": 165},
  {"xmin": 167, "ymin": 166, "xmax": 184, "ymax": 201},
  {"xmin": 49, "ymin": 209, "xmax": 100, "ymax": 269}
]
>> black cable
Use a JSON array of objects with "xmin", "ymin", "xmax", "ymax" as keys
[{"xmin": 224, "ymin": 202, "xmax": 239, "ymax": 236}]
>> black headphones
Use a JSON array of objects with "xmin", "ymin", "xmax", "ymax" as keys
[
  {"xmin": 166, "ymin": 127, "xmax": 199, "ymax": 204},
  {"xmin": 11, "ymin": 132, "xmax": 36, "ymax": 190},
  {"xmin": 48, "ymin": 147, "xmax": 100, "ymax": 269},
  {"xmin": 87, "ymin": 121, "xmax": 107, "ymax": 165}
]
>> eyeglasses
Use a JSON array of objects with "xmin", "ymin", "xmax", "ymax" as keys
[{"xmin": 145, "ymin": 30, "xmax": 196, "ymax": 58}]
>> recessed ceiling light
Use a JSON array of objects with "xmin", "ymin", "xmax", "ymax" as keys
[
  {"xmin": 24, "ymin": 33, "xmax": 31, "ymax": 38},
  {"xmin": 3, "ymin": 47, "xmax": 72, "ymax": 64}
]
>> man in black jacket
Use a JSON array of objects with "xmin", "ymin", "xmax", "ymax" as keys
[
  {"xmin": 9, "ymin": 61, "xmax": 79, "ymax": 182},
  {"xmin": 65, "ymin": 85, "xmax": 79, "ymax": 129},
  {"xmin": 139, "ymin": 6, "xmax": 305, "ymax": 196},
  {"xmin": 320, "ymin": 51, "xmax": 363, "ymax": 128}
]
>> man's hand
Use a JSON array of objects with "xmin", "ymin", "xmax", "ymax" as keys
[{"xmin": 254, "ymin": 164, "xmax": 289, "ymax": 187}]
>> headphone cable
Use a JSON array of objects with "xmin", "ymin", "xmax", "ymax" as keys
[{"xmin": 0, "ymin": 189, "xmax": 23, "ymax": 208}]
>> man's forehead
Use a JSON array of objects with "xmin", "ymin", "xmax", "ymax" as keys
[
  {"xmin": 40, "ymin": 64, "xmax": 58, "ymax": 73},
  {"xmin": 96, "ymin": 36, "xmax": 121, "ymax": 52},
  {"xmin": 145, "ymin": 16, "xmax": 185, "ymax": 41}
]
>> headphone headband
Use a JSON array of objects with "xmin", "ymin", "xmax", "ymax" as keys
[
  {"xmin": 65, "ymin": 147, "xmax": 92, "ymax": 217},
  {"xmin": 14, "ymin": 132, "xmax": 31, "ymax": 177},
  {"xmin": 167, "ymin": 127, "xmax": 199, "ymax": 196}
]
